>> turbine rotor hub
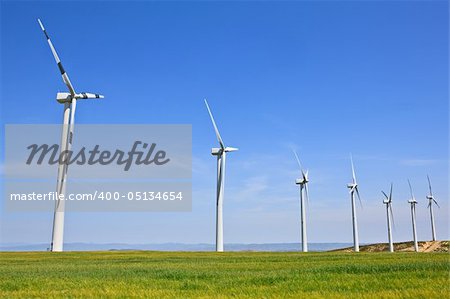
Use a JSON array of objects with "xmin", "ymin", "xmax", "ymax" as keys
[{"xmin": 347, "ymin": 183, "xmax": 357, "ymax": 189}]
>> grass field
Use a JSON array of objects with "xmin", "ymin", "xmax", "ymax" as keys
[{"xmin": 0, "ymin": 251, "xmax": 448, "ymax": 298}]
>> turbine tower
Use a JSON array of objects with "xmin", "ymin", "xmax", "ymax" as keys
[
  {"xmin": 204, "ymin": 99, "xmax": 238, "ymax": 252},
  {"xmin": 293, "ymin": 150, "xmax": 309, "ymax": 252},
  {"xmin": 38, "ymin": 19, "xmax": 104, "ymax": 252},
  {"xmin": 382, "ymin": 184, "xmax": 395, "ymax": 252},
  {"xmin": 407, "ymin": 180, "xmax": 419, "ymax": 252},
  {"xmin": 347, "ymin": 155, "xmax": 362, "ymax": 252},
  {"xmin": 426, "ymin": 175, "xmax": 440, "ymax": 241}
]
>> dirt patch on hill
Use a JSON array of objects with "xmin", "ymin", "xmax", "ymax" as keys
[{"xmin": 334, "ymin": 241, "xmax": 449, "ymax": 253}]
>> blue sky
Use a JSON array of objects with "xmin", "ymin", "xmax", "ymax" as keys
[{"xmin": 1, "ymin": 1, "xmax": 448, "ymax": 246}]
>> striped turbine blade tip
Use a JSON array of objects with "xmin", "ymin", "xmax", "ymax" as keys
[{"xmin": 57, "ymin": 62, "xmax": 65, "ymax": 75}]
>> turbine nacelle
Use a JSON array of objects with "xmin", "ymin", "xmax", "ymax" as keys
[
  {"xmin": 56, "ymin": 92, "xmax": 105, "ymax": 103},
  {"xmin": 295, "ymin": 178, "xmax": 306, "ymax": 185},
  {"xmin": 56, "ymin": 92, "xmax": 71, "ymax": 103}
]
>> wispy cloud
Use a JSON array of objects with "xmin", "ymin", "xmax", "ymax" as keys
[
  {"xmin": 192, "ymin": 156, "xmax": 211, "ymax": 175},
  {"xmin": 400, "ymin": 159, "xmax": 439, "ymax": 167},
  {"xmin": 233, "ymin": 175, "xmax": 270, "ymax": 202}
]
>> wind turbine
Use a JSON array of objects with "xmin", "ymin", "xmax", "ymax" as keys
[
  {"xmin": 347, "ymin": 155, "xmax": 362, "ymax": 252},
  {"xmin": 382, "ymin": 184, "xmax": 395, "ymax": 252},
  {"xmin": 426, "ymin": 175, "xmax": 440, "ymax": 241},
  {"xmin": 204, "ymin": 99, "xmax": 238, "ymax": 252},
  {"xmin": 38, "ymin": 19, "xmax": 104, "ymax": 252},
  {"xmin": 293, "ymin": 150, "xmax": 309, "ymax": 252},
  {"xmin": 407, "ymin": 180, "xmax": 419, "ymax": 252}
]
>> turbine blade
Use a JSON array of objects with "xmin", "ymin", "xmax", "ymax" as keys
[
  {"xmin": 390, "ymin": 204, "xmax": 396, "ymax": 231},
  {"xmin": 204, "ymin": 99, "xmax": 225, "ymax": 149},
  {"xmin": 433, "ymin": 199, "xmax": 440, "ymax": 209},
  {"xmin": 76, "ymin": 92, "xmax": 104, "ymax": 99},
  {"xmin": 382, "ymin": 191, "xmax": 389, "ymax": 200},
  {"xmin": 292, "ymin": 149, "xmax": 303, "ymax": 172},
  {"xmin": 389, "ymin": 183, "xmax": 393, "ymax": 203},
  {"xmin": 216, "ymin": 156, "xmax": 223, "ymax": 203},
  {"xmin": 305, "ymin": 183, "xmax": 310, "ymax": 204},
  {"xmin": 350, "ymin": 154, "xmax": 356, "ymax": 184},
  {"xmin": 407, "ymin": 179, "xmax": 415, "ymax": 200},
  {"xmin": 355, "ymin": 187, "xmax": 363, "ymax": 209},
  {"xmin": 427, "ymin": 175, "xmax": 433, "ymax": 196},
  {"xmin": 37, "ymin": 19, "xmax": 76, "ymax": 96}
]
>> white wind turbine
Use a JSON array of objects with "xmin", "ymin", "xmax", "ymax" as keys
[
  {"xmin": 426, "ymin": 175, "xmax": 440, "ymax": 241},
  {"xmin": 407, "ymin": 179, "xmax": 419, "ymax": 252},
  {"xmin": 382, "ymin": 184, "xmax": 395, "ymax": 252},
  {"xmin": 38, "ymin": 19, "xmax": 104, "ymax": 252},
  {"xmin": 347, "ymin": 155, "xmax": 362, "ymax": 252},
  {"xmin": 204, "ymin": 99, "xmax": 238, "ymax": 252},
  {"xmin": 293, "ymin": 150, "xmax": 309, "ymax": 252}
]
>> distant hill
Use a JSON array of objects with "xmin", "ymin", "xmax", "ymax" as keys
[
  {"xmin": 0, "ymin": 242, "xmax": 352, "ymax": 252},
  {"xmin": 334, "ymin": 241, "xmax": 449, "ymax": 253}
]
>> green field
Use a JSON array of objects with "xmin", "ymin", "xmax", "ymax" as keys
[{"xmin": 0, "ymin": 251, "xmax": 448, "ymax": 298}]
